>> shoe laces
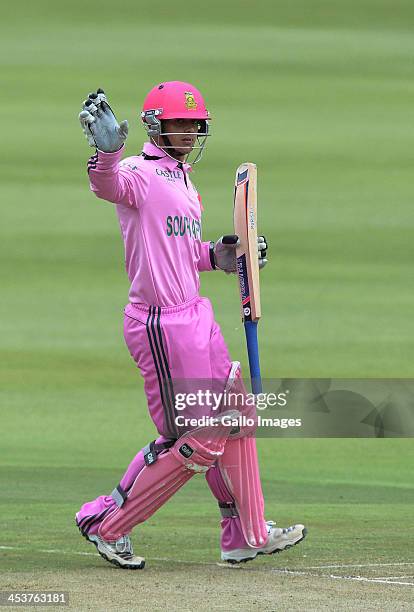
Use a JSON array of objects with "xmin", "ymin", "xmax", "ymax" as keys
[
  {"xmin": 115, "ymin": 535, "xmax": 133, "ymax": 556},
  {"xmin": 266, "ymin": 521, "xmax": 295, "ymax": 535}
]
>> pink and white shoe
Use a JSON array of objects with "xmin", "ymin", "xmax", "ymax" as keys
[
  {"xmin": 76, "ymin": 516, "xmax": 145, "ymax": 570},
  {"xmin": 221, "ymin": 521, "xmax": 307, "ymax": 564}
]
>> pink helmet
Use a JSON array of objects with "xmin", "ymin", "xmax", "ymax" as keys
[
  {"xmin": 141, "ymin": 81, "xmax": 210, "ymax": 121},
  {"xmin": 141, "ymin": 81, "xmax": 211, "ymax": 164}
]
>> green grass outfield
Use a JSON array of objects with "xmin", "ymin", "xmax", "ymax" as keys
[{"xmin": 1, "ymin": 1, "xmax": 414, "ymax": 609}]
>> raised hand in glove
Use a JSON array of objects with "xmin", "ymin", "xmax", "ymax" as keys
[
  {"xmin": 213, "ymin": 235, "xmax": 268, "ymax": 273},
  {"xmin": 79, "ymin": 88, "xmax": 129, "ymax": 153}
]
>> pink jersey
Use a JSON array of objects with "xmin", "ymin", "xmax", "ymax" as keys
[{"xmin": 87, "ymin": 141, "xmax": 214, "ymax": 306}]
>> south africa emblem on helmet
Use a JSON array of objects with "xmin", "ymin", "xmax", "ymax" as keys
[{"xmin": 185, "ymin": 91, "xmax": 197, "ymax": 110}]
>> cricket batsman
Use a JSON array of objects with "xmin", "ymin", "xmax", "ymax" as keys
[{"xmin": 76, "ymin": 82, "xmax": 307, "ymax": 569}]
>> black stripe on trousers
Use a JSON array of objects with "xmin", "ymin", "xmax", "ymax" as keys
[
  {"xmin": 152, "ymin": 306, "xmax": 178, "ymax": 437},
  {"xmin": 150, "ymin": 306, "xmax": 177, "ymax": 437},
  {"xmin": 146, "ymin": 306, "xmax": 178, "ymax": 437},
  {"xmin": 154, "ymin": 307, "xmax": 177, "ymax": 432}
]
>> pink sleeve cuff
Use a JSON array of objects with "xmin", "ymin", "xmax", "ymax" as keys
[{"xmin": 94, "ymin": 145, "xmax": 125, "ymax": 169}]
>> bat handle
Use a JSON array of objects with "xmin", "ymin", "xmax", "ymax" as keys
[{"xmin": 244, "ymin": 320, "xmax": 263, "ymax": 394}]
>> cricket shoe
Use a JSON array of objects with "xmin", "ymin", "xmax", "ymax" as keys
[
  {"xmin": 76, "ymin": 516, "xmax": 145, "ymax": 570},
  {"xmin": 221, "ymin": 521, "xmax": 307, "ymax": 564}
]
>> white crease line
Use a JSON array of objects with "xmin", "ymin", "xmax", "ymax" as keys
[
  {"xmin": 329, "ymin": 575, "xmax": 414, "ymax": 587},
  {"xmin": 0, "ymin": 546, "xmax": 215, "ymax": 564},
  {"xmin": 373, "ymin": 576, "xmax": 414, "ymax": 580},
  {"xmin": 0, "ymin": 546, "xmax": 97, "ymax": 558},
  {"xmin": 266, "ymin": 567, "xmax": 414, "ymax": 586},
  {"xmin": 1, "ymin": 546, "xmax": 413, "ymax": 586},
  {"xmin": 304, "ymin": 562, "xmax": 414, "ymax": 569},
  {"xmin": 41, "ymin": 549, "xmax": 97, "ymax": 557},
  {"xmin": 265, "ymin": 567, "xmax": 414, "ymax": 586}
]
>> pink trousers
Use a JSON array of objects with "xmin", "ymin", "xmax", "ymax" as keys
[{"xmin": 76, "ymin": 296, "xmax": 262, "ymax": 551}]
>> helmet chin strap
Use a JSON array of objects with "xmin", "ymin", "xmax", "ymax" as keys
[
  {"xmin": 159, "ymin": 134, "xmax": 184, "ymax": 161},
  {"xmin": 152, "ymin": 120, "xmax": 190, "ymax": 162},
  {"xmin": 143, "ymin": 113, "xmax": 209, "ymax": 165}
]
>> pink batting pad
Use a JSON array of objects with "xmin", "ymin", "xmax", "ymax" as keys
[
  {"xmin": 218, "ymin": 436, "xmax": 268, "ymax": 548},
  {"xmin": 99, "ymin": 411, "xmax": 240, "ymax": 542}
]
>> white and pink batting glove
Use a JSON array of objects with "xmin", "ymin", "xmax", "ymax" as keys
[
  {"xmin": 79, "ymin": 88, "xmax": 129, "ymax": 153},
  {"xmin": 213, "ymin": 235, "xmax": 268, "ymax": 273}
]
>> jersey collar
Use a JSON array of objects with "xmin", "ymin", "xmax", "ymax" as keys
[{"xmin": 142, "ymin": 141, "xmax": 192, "ymax": 173}]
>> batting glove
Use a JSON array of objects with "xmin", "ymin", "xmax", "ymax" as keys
[
  {"xmin": 79, "ymin": 88, "xmax": 129, "ymax": 153},
  {"xmin": 213, "ymin": 235, "xmax": 268, "ymax": 273},
  {"xmin": 257, "ymin": 235, "xmax": 268, "ymax": 269},
  {"xmin": 213, "ymin": 235, "xmax": 239, "ymax": 273}
]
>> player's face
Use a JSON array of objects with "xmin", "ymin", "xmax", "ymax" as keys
[{"xmin": 161, "ymin": 119, "xmax": 199, "ymax": 157}]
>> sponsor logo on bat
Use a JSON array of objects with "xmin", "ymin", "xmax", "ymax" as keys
[
  {"xmin": 237, "ymin": 255, "xmax": 250, "ymax": 304},
  {"xmin": 249, "ymin": 208, "xmax": 256, "ymax": 229}
]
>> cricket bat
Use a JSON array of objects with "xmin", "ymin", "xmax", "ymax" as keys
[{"xmin": 233, "ymin": 162, "xmax": 262, "ymax": 394}]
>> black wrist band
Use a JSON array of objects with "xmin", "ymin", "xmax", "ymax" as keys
[{"xmin": 209, "ymin": 241, "xmax": 216, "ymax": 270}]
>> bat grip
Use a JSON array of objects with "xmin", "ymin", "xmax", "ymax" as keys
[{"xmin": 244, "ymin": 320, "xmax": 263, "ymax": 394}]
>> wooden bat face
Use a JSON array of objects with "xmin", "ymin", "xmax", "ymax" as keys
[{"xmin": 234, "ymin": 162, "xmax": 261, "ymax": 323}]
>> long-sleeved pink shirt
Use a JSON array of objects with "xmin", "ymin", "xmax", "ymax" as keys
[{"xmin": 87, "ymin": 141, "xmax": 214, "ymax": 306}]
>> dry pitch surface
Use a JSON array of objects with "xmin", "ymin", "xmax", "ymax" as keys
[{"xmin": 1, "ymin": 550, "xmax": 413, "ymax": 611}]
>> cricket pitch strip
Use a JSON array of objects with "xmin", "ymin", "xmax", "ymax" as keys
[{"xmin": 0, "ymin": 545, "xmax": 413, "ymax": 611}]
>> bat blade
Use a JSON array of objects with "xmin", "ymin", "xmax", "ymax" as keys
[{"xmin": 233, "ymin": 162, "xmax": 262, "ymax": 393}]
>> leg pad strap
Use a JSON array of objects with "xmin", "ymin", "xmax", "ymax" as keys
[
  {"xmin": 219, "ymin": 502, "xmax": 239, "ymax": 518},
  {"xmin": 99, "ymin": 411, "xmax": 240, "ymax": 541}
]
